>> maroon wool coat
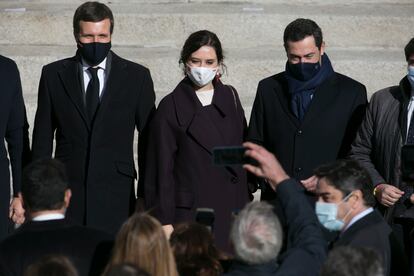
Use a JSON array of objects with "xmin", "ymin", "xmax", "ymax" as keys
[{"xmin": 142, "ymin": 78, "xmax": 250, "ymax": 251}]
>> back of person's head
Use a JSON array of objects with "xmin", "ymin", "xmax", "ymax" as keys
[
  {"xmin": 106, "ymin": 213, "xmax": 177, "ymax": 276},
  {"xmin": 104, "ymin": 263, "xmax": 150, "ymax": 276},
  {"xmin": 170, "ymin": 222, "xmax": 222, "ymax": 276},
  {"xmin": 321, "ymin": 246, "xmax": 384, "ymax": 276},
  {"xmin": 314, "ymin": 159, "xmax": 375, "ymax": 207},
  {"xmin": 21, "ymin": 158, "xmax": 69, "ymax": 213},
  {"xmin": 73, "ymin": 1, "xmax": 114, "ymax": 38},
  {"xmin": 405, "ymin": 37, "xmax": 414, "ymax": 61},
  {"xmin": 230, "ymin": 201, "xmax": 282, "ymax": 265},
  {"xmin": 24, "ymin": 255, "xmax": 78, "ymax": 276},
  {"xmin": 283, "ymin": 18, "xmax": 323, "ymax": 50}
]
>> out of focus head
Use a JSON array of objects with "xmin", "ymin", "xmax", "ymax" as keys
[
  {"xmin": 107, "ymin": 213, "xmax": 177, "ymax": 276},
  {"xmin": 230, "ymin": 201, "xmax": 283, "ymax": 265},
  {"xmin": 170, "ymin": 222, "xmax": 222, "ymax": 276},
  {"xmin": 321, "ymin": 246, "xmax": 384, "ymax": 276},
  {"xmin": 24, "ymin": 255, "xmax": 78, "ymax": 276},
  {"xmin": 21, "ymin": 159, "xmax": 71, "ymax": 216},
  {"xmin": 104, "ymin": 263, "xmax": 150, "ymax": 276}
]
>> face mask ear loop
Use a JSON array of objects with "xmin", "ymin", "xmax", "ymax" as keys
[{"xmin": 338, "ymin": 192, "xmax": 354, "ymax": 226}]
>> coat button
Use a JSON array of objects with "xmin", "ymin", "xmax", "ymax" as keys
[
  {"xmin": 295, "ymin": 167, "xmax": 303, "ymax": 172},
  {"xmin": 297, "ymin": 130, "xmax": 303, "ymax": 135},
  {"xmin": 231, "ymin": 176, "xmax": 238, "ymax": 183}
]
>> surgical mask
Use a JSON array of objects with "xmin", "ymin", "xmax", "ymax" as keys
[
  {"xmin": 287, "ymin": 61, "xmax": 321, "ymax": 81},
  {"xmin": 187, "ymin": 66, "xmax": 218, "ymax": 87},
  {"xmin": 315, "ymin": 193, "xmax": 353, "ymax": 231},
  {"xmin": 408, "ymin": 66, "xmax": 414, "ymax": 88},
  {"xmin": 78, "ymin": 41, "xmax": 111, "ymax": 66}
]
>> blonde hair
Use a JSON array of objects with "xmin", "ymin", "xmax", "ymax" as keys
[{"xmin": 105, "ymin": 213, "xmax": 178, "ymax": 276}]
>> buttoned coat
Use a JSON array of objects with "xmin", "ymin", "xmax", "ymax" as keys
[
  {"xmin": 248, "ymin": 72, "xmax": 367, "ymax": 200},
  {"xmin": 32, "ymin": 51, "xmax": 156, "ymax": 234},
  {"xmin": 143, "ymin": 78, "xmax": 250, "ymax": 251}
]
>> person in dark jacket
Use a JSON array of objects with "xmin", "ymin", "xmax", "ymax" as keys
[
  {"xmin": 31, "ymin": 2, "xmax": 156, "ymax": 235},
  {"xmin": 350, "ymin": 37, "xmax": 414, "ymax": 274},
  {"xmin": 142, "ymin": 30, "xmax": 249, "ymax": 253},
  {"xmin": 0, "ymin": 159, "xmax": 112, "ymax": 276},
  {"xmin": 248, "ymin": 18, "xmax": 367, "ymax": 200},
  {"xmin": 314, "ymin": 160, "xmax": 408, "ymax": 276},
  {"xmin": 0, "ymin": 55, "xmax": 30, "ymax": 241},
  {"xmin": 223, "ymin": 142, "xmax": 326, "ymax": 276}
]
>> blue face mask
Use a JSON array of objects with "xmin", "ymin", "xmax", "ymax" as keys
[
  {"xmin": 408, "ymin": 66, "xmax": 414, "ymax": 88},
  {"xmin": 315, "ymin": 193, "xmax": 352, "ymax": 231}
]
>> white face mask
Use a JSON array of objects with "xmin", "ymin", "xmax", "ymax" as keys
[{"xmin": 187, "ymin": 66, "xmax": 218, "ymax": 87}]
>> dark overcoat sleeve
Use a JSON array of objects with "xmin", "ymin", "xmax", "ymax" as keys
[
  {"xmin": 275, "ymin": 179, "xmax": 327, "ymax": 276},
  {"xmin": 32, "ymin": 66, "xmax": 55, "ymax": 161},
  {"xmin": 4, "ymin": 59, "xmax": 26, "ymax": 196}
]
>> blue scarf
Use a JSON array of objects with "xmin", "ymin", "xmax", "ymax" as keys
[{"xmin": 285, "ymin": 54, "xmax": 335, "ymax": 121}]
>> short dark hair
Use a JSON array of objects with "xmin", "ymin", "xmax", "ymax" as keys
[
  {"xmin": 321, "ymin": 246, "xmax": 383, "ymax": 276},
  {"xmin": 73, "ymin": 1, "xmax": 114, "ymax": 39},
  {"xmin": 21, "ymin": 159, "xmax": 69, "ymax": 212},
  {"xmin": 179, "ymin": 30, "xmax": 225, "ymax": 71},
  {"xmin": 404, "ymin": 38, "xmax": 414, "ymax": 61},
  {"xmin": 314, "ymin": 160, "xmax": 375, "ymax": 207},
  {"xmin": 283, "ymin": 18, "xmax": 323, "ymax": 51}
]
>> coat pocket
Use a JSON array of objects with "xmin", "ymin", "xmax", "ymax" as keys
[{"xmin": 115, "ymin": 161, "xmax": 137, "ymax": 179}]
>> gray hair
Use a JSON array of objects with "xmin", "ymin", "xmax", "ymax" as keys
[{"xmin": 230, "ymin": 201, "xmax": 283, "ymax": 265}]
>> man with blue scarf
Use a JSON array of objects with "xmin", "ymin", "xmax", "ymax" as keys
[{"xmin": 248, "ymin": 18, "xmax": 367, "ymax": 205}]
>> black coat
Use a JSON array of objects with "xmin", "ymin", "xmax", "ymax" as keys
[
  {"xmin": 143, "ymin": 78, "xmax": 250, "ymax": 252},
  {"xmin": 248, "ymin": 72, "xmax": 367, "ymax": 200},
  {"xmin": 31, "ymin": 52, "xmax": 156, "ymax": 234},
  {"xmin": 0, "ymin": 219, "xmax": 113, "ymax": 276},
  {"xmin": 224, "ymin": 180, "xmax": 327, "ymax": 276},
  {"xmin": 333, "ymin": 210, "xmax": 408, "ymax": 276},
  {"xmin": 0, "ymin": 55, "xmax": 29, "ymax": 241}
]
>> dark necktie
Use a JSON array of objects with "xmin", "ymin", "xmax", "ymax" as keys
[{"xmin": 86, "ymin": 67, "xmax": 100, "ymax": 123}]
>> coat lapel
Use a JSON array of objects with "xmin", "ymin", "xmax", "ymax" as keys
[
  {"xmin": 302, "ymin": 74, "xmax": 340, "ymax": 125},
  {"xmin": 173, "ymin": 78, "xmax": 229, "ymax": 154},
  {"xmin": 93, "ymin": 52, "xmax": 128, "ymax": 128},
  {"xmin": 58, "ymin": 56, "xmax": 90, "ymax": 130},
  {"xmin": 273, "ymin": 74, "xmax": 301, "ymax": 128}
]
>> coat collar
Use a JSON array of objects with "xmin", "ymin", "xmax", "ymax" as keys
[{"xmin": 172, "ymin": 78, "xmax": 236, "ymax": 154}]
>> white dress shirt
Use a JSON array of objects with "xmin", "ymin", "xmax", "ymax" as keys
[
  {"xmin": 343, "ymin": 207, "xmax": 373, "ymax": 232},
  {"xmin": 32, "ymin": 213, "xmax": 65, "ymax": 222},
  {"xmin": 82, "ymin": 58, "xmax": 107, "ymax": 98},
  {"xmin": 407, "ymin": 89, "xmax": 414, "ymax": 140}
]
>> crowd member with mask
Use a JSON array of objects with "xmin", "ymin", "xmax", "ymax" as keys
[
  {"xmin": 350, "ymin": 37, "xmax": 414, "ymax": 275},
  {"xmin": 248, "ymin": 18, "xmax": 367, "ymax": 203},
  {"xmin": 314, "ymin": 159, "xmax": 408, "ymax": 276},
  {"xmin": 31, "ymin": 1, "xmax": 156, "ymax": 235},
  {"xmin": 142, "ymin": 30, "xmax": 249, "ymax": 253}
]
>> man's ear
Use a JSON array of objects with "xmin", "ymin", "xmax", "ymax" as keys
[
  {"xmin": 64, "ymin": 189, "xmax": 72, "ymax": 208},
  {"xmin": 320, "ymin": 41, "xmax": 326, "ymax": 56},
  {"xmin": 350, "ymin": 190, "xmax": 363, "ymax": 208}
]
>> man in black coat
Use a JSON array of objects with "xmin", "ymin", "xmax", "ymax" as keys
[
  {"xmin": 248, "ymin": 18, "xmax": 367, "ymax": 199},
  {"xmin": 0, "ymin": 159, "xmax": 113, "ymax": 276},
  {"xmin": 31, "ymin": 2, "xmax": 156, "ymax": 234},
  {"xmin": 0, "ymin": 55, "xmax": 29, "ymax": 241},
  {"xmin": 224, "ymin": 142, "xmax": 326, "ymax": 276},
  {"xmin": 314, "ymin": 160, "xmax": 408, "ymax": 276}
]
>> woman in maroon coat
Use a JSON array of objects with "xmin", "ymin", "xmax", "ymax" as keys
[{"xmin": 143, "ymin": 30, "xmax": 250, "ymax": 252}]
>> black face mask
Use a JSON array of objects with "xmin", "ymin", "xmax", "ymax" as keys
[
  {"xmin": 287, "ymin": 60, "xmax": 321, "ymax": 81},
  {"xmin": 77, "ymin": 41, "xmax": 111, "ymax": 66}
]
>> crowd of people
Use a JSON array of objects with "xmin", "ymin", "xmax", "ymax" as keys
[{"xmin": 0, "ymin": 1, "xmax": 414, "ymax": 275}]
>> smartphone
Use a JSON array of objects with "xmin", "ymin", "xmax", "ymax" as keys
[
  {"xmin": 213, "ymin": 146, "xmax": 248, "ymax": 166},
  {"xmin": 195, "ymin": 208, "xmax": 215, "ymax": 232}
]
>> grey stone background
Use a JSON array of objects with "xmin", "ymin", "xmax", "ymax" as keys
[{"xmin": 1, "ymin": 0, "xmax": 413, "ymax": 130}]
